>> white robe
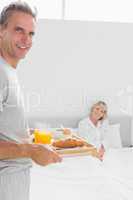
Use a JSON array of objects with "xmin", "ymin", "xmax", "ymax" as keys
[{"xmin": 78, "ymin": 118, "xmax": 109, "ymax": 149}]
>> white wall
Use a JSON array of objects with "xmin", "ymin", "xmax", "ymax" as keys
[{"xmin": 18, "ymin": 19, "xmax": 133, "ymax": 119}]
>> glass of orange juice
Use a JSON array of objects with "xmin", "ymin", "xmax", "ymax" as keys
[{"xmin": 34, "ymin": 129, "xmax": 52, "ymax": 144}]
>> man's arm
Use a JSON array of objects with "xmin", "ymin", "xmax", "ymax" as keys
[
  {"xmin": 0, "ymin": 140, "xmax": 27, "ymax": 159},
  {"xmin": 0, "ymin": 140, "xmax": 62, "ymax": 166}
]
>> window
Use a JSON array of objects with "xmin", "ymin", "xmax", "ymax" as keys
[
  {"xmin": 65, "ymin": 0, "xmax": 133, "ymax": 23},
  {"xmin": 23, "ymin": 0, "xmax": 63, "ymax": 19},
  {"xmin": 1, "ymin": 0, "xmax": 133, "ymax": 22}
]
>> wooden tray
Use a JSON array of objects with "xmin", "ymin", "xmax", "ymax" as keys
[{"xmin": 56, "ymin": 146, "xmax": 99, "ymax": 158}]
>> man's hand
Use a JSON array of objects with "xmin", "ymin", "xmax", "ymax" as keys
[{"xmin": 22, "ymin": 144, "xmax": 62, "ymax": 166}]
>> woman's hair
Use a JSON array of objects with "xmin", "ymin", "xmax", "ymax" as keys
[
  {"xmin": 90, "ymin": 101, "xmax": 108, "ymax": 120},
  {"xmin": 0, "ymin": 1, "xmax": 37, "ymax": 27}
]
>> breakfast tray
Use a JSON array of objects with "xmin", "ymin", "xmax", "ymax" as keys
[{"xmin": 56, "ymin": 146, "xmax": 99, "ymax": 158}]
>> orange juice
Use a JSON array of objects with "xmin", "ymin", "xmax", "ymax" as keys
[{"xmin": 34, "ymin": 129, "xmax": 52, "ymax": 144}]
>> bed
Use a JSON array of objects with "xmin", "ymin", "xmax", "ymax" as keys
[{"xmin": 29, "ymin": 114, "xmax": 133, "ymax": 200}]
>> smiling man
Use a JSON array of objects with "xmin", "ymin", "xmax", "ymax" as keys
[{"xmin": 0, "ymin": 2, "xmax": 62, "ymax": 200}]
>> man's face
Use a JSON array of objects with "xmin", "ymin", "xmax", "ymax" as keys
[{"xmin": 0, "ymin": 11, "xmax": 36, "ymax": 63}]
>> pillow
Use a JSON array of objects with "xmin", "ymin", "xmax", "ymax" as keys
[{"xmin": 107, "ymin": 124, "xmax": 122, "ymax": 148}]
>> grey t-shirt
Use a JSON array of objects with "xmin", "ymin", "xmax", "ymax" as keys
[{"xmin": 0, "ymin": 57, "xmax": 32, "ymax": 174}]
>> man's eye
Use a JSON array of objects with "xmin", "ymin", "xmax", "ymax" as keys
[
  {"xmin": 15, "ymin": 28, "xmax": 22, "ymax": 32},
  {"xmin": 15, "ymin": 27, "xmax": 24, "ymax": 33}
]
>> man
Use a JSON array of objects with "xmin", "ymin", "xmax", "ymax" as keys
[{"xmin": 0, "ymin": 2, "xmax": 62, "ymax": 200}]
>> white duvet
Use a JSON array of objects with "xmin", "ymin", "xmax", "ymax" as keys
[{"xmin": 30, "ymin": 148, "xmax": 133, "ymax": 200}]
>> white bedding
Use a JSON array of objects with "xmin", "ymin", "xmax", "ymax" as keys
[{"xmin": 30, "ymin": 148, "xmax": 133, "ymax": 200}]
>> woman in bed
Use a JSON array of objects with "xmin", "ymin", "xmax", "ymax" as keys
[
  {"xmin": 63, "ymin": 101, "xmax": 109, "ymax": 160},
  {"xmin": 77, "ymin": 101, "xmax": 109, "ymax": 160}
]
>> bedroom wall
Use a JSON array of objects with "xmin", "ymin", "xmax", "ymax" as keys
[{"xmin": 18, "ymin": 19, "xmax": 133, "ymax": 119}]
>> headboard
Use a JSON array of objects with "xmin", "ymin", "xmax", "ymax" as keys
[{"xmin": 28, "ymin": 114, "xmax": 133, "ymax": 147}]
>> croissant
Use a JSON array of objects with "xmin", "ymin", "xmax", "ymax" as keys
[{"xmin": 52, "ymin": 138, "xmax": 87, "ymax": 148}]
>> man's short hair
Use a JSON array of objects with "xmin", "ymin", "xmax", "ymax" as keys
[{"xmin": 0, "ymin": 1, "xmax": 37, "ymax": 27}]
